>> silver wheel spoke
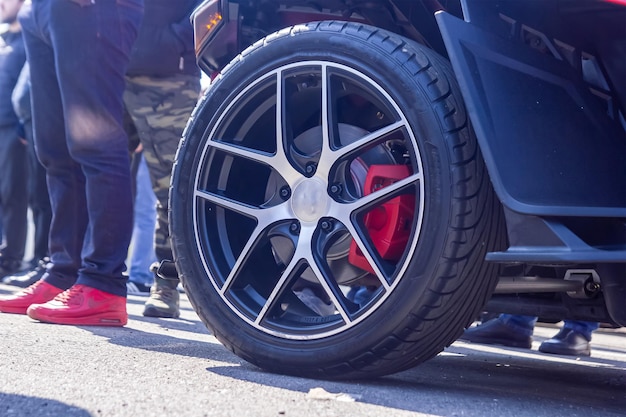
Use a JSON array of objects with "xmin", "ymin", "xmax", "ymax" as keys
[
  {"xmin": 221, "ymin": 223, "xmax": 265, "ymax": 295},
  {"xmin": 209, "ymin": 141, "xmax": 274, "ymax": 166},
  {"xmin": 255, "ymin": 255, "xmax": 298, "ymax": 325},
  {"xmin": 346, "ymin": 221, "xmax": 389, "ymax": 287},
  {"xmin": 195, "ymin": 188, "xmax": 290, "ymax": 221},
  {"xmin": 256, "ymin": 226, "xmax": 351, "ymax": 325},
  {"xmin": 318, "ymin": 121, "xmax": 406, "ymax": 177},
  {"xmin": 347, "ymin": 172, "xmax": 421, "ymax": 210},
  {"xmin": 195, "ymin": 188, "xmax": 292, "ymax": 292},
  {"xmin": 307, "ymin": 253, "xmax": 352, "ymax": 323},
  {"xmin": 328, "ymin": 172, "xmax": 422, "ymax": 285}
]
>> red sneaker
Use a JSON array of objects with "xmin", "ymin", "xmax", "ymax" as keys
[
  {"xmin": 27, "ymin": 284, "xmax": 127, "ymax": 326},
  {"xmin": 0, "ymin": 281, "xmax": 64, "ymax": 314}
]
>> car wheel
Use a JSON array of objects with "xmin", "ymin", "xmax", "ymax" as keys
[{"xmin": 170, "ymin": 21, "xmax": 506, "ymax": 379}]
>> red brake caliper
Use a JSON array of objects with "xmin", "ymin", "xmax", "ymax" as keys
[{"xmin": 348, "ymin": 165, "xmax": 415, "ymax": 274}]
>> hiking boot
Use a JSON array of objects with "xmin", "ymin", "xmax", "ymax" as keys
[
  {"xmin": 538, "ymin": 328, "xmax": 591, "ymax": 356},
  {"xmin": 0, "ymin": 280, "xmax": 64, "ymax": 314},
  {"xmin": 459, "ymin": 318, "xmax": 532, "ymax": 349},
  {"xmin": 143, "ymin": 276, "xmax": 180, "ymax": 318},
  {"xmin": 3, "ymin": 258, "xmax": 49, "ymax": 288},
  {"xmin": 27, "ymin": 284, "xmax": 127, "ymax": 326},
  {"xmin": 142, "ymin": 260, "xmax": 180, "ymax": 318},
  {"xmin": 0, "ymin": 255, "xmax": 22, "ymax": 279}
]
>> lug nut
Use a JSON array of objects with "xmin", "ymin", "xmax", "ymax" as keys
[{"xmin": 305, "ymin": 163, "xmax": 316, "ymax": 175}]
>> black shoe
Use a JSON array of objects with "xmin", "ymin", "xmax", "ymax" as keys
[
  {"xmin": 538, "ymin": 328, "xmax": 591, "ymax": 356},
  {"xmin": 3, "ymin": 258, "xmax": 48, "ymax": 287},
  {"xmin": 0, "ymin": 256, "xmax": 25, "ymax": 280},
  {"xmin": 459, "ymin": 318, "xmax": 532, "ymax": 349}
]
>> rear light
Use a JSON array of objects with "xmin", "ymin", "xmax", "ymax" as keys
[{"xmin": 192, "ymin": 0, "xmax": 227, "ymax": 56}]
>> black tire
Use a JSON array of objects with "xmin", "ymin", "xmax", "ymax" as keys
[{"xmin": 170, "ymin": 21, "xmax": 505, "ymax": 379}]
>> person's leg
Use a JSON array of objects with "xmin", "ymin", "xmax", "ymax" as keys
[
  {"xmin": 127, "ymin": 153, "xmax": 157, "ymax": 291},
  {"xmin": 125, "ymin": 74, "xmax": 200, "ymax": 266},
  {"xmin": 1, "ymin": 119, "xmax": 52, "ymax": 288},
  {"xmin": 5, "ymin": 0, "xmax": 142, "ymax": 324},
  {"xmin": 124, "ymin": 74, "xmax": 200, "ymax": 317},
  {"xmin": 0, "ymin": 1, "xmax": 87, "ymax": 314},
  {"xmin": 46, "ymin": 0, "xmax": 141, "ymax": 296},
  {"xmin": 0, "ymin": 126, "xmax": 28, "ymax": 276},
  {"xmin": 19, "ymin": 2, "xmax": 84, "ymax": 292},
  {"xmin": 498, "ymin": 314, "xmax": 537, "ymax": 337},
  {"xmin": 562, "ymin": 320, "xmax": 599, "ymax": 340},
  {"xmin": 0, "ymin": 1, "xmax": 68, "ymax": 314},
  {"xmin": 10, "ymin": 62, "xmax": 49, "ymax": 266},
  {"xmin": 24, "ymin": 118, "xmax": 51, "ymax": 264}
]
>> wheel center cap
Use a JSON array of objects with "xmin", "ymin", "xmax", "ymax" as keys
[{"xmin": 291, "ymin": 178, "xmax": 329, "ymax": 223}]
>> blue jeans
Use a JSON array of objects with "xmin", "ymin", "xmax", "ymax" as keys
[
  {"xmin": 499, "ymin": 314, "xmax": 599, "ymax": 340},
  {"xmin": 19, "ymin": 0, "xmax": 143, "ymax": 296},
  {"xmin": 0, "ymin": 125, "xmax": 28, "ymax": 263},
  {"xmin": 12, "ymin": 64, "xmax": 52, "ymax": 263},
  {"xmin": 128, "ymin": 154, "xmax": 157, "ymax": 286},
  {"xmin": 23, "ymin": 119, "xmax": 51, "ymax": 263}
]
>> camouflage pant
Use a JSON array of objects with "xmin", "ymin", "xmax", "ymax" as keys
[{"xmin": 123, "ymin": 74, "xmax": 201, "ymax": 265}]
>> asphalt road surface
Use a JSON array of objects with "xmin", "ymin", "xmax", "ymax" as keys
[{"xmin": 1, "ymin": 282, "xmax": 624, "ymax": 417}]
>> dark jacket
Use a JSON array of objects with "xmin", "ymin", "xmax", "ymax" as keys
[
  {"xmin": 0, "ymin": 30, "xmax": 26, "ymax": 128},
  {"xmin": 126, "ymin": 0, "xmax": 202, "ymax": 78}
]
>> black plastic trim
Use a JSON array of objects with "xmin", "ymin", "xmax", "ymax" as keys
[{"xmin": 436, "ymin": 11, "xmax": 626, "ymax": 218}]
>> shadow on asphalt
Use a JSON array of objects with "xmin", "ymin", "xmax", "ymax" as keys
[
  {"xmin": 204, "ymin": 344, "xmax": 626, "ymax": 416},
  {"xmin": 391, "ymin": 345, "xmax": 626, "ymax": 414},
  {"xmin": 86, "ymin": 324, "xmax": 241, "ymax": 365},
  {"xmin": 0, "ymin": 284, "xmax": 240, "ymax": 363},
  {"xmin": 0, "ymin": 393, "xmax": 92, "ymax": 417}
]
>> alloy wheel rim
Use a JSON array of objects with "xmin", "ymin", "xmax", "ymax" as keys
[{"xmin": 192, "ymin": 61, "xmax": 426, "ymax": 339}]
